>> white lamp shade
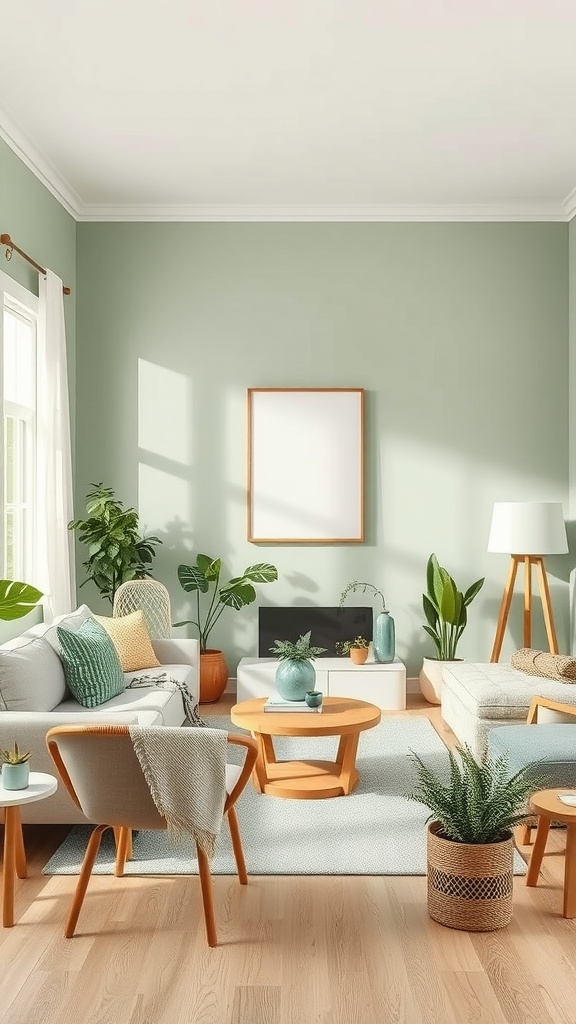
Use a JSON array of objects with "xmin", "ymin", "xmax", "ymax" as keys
[{"xmin": 488, "ymin": 502, "xmax": 568, "ymax": 555}]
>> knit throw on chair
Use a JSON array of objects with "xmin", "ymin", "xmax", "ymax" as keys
[
  {"xmin": 129, "ymin": 726, "xmax": 228, "ymax": 858},
  {"xmin": 126, "ymin": 672, "xmax": 207, "ymax": 727}
]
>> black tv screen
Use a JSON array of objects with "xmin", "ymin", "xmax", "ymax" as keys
[{"xmin": 258, "ymin": 606, "xmax": 373, "ymax": 658}]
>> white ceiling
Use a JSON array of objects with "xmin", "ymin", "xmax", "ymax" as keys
[{"xmin": 1, "ymin": 0, "xmax": 576, "ymax": 221}]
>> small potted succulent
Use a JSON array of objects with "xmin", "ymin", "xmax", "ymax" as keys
[
  {"xmin": 335, "ymin": 635, "xmax": 371, "ymax": 665},
  {"xmin": 1, "ymin": 742, "xmax": 31, "ymax": 790},
  {"xmin": 269, "ymin": 631, "xmax": 327, "ymax": 701}
]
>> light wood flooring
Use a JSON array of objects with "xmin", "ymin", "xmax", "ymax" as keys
[{"xmin": 1, "ymin": 695, "xmax": 575, "ymax": 1024}]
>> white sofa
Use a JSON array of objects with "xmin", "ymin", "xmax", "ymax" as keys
[
  {"xmin": 0, "ymin": 605, "xmax": 199, "ymax": 823},
  {"xmin": 441, "ymin": 661, "xmax": 576, "ymax": 760}
]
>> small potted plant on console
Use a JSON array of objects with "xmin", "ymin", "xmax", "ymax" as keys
[{"xmin": 335, "ymin": 636, "xmax": 371, "ymax": 665}]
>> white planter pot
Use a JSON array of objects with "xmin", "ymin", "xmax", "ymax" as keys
[{"xmin": 419, "ymin": 657, "xmax": 462, "ymax": 705}]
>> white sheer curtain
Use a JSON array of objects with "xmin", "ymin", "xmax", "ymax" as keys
[{"xmin": 36, "ymin": 270, "xmax": 76, "ymax": 620}]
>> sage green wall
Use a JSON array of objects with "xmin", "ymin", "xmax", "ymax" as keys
[
  {"xmin": 569, "ymin": 218, "xmax": 576, "ymax": 653},
  {"xmin": 76, "ymin": 223, "xmax": 568, "ymax": 677},
  {"xmin": 0, "ymin": 138, "xmax": 76, "ymax": 641}
]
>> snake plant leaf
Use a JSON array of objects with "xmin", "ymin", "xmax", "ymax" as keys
[
  {"xmin": 177, "ymin": 564, "xmax": 209, "ymax": 593},
  {"xmin": 0, "ymin": 580, "xmax": 43, "ymax": 621},
  {"xmin": 440, "ymin": 577, "xmax": 457, "ymax": 623},
  {"xmin": 423, "ymin": 593, "xmax": 438, "ymax": 628},
  {"xmin": 464, "ymin": 577, "xmax": 485, "ymax": 606}
]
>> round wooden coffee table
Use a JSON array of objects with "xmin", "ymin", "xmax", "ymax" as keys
[
  {"xmin": 230, "ymin": 696, "xmax": 381, "ymax": 799},
  {"xmin": 527, "ymin": 788, "xmax": 576, "ymax": 918}
]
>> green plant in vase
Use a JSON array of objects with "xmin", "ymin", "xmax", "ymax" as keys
[
  {"xmin": 420, "ymin": 553, "xmax": 484, "ymax": 704},
  {"xmin": 269, "ymin": 631, "xmax": 327, "ymax": 701},
  {"xmin": 339, "ymin": 580, "xmax": 394, "ymax": 663}
]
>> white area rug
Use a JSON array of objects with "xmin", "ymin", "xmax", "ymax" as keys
[{"xmin": 43, "ymin": 716, "xmax": 527, "ymax": 876}]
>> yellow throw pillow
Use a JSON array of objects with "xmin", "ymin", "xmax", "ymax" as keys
[{"xmin": 94, "ymin": 610, "xmax": 161, "ymax": 673}]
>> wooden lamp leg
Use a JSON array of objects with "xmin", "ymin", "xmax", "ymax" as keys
[
  {"xmin": 535, "ymin": 557, "xmax": 559, "ymax": 655},
  {"xmin": 523, "ymin": 556, "xmax": 532, "ymax": 648},
  {"xmin": 491, "ymin": 556, "xmax": 520, "ymax": 663}
]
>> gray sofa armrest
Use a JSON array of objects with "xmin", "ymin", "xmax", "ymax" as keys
[{"xmin": 152, "ymin": 637, "xmax": 199, "ymax": 667}]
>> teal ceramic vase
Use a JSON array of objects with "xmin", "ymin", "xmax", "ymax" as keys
[
  {"xmin": 373, "ymin": 611, "xmax": 395, "ymax": 664},
  {"xmin": 275, "ymin": 659, "xmax": 316, "ymax": 701},
  {"xmin": 2, "ymin": 762, "xmax": 30, "ymax": 791}
]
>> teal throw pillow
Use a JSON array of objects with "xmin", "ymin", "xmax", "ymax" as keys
[{"xmin": 56, "ymin": 617, "xmax": 125, "ymax": 708}]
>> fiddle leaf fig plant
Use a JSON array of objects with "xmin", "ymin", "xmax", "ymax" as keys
[
  {"xmin": 422, "ymin": 553, "xmax": 484, "ymax": 661},
  {"xmin": 68, "ymin": 483, "xmax": 162, "ymax": 606},
  {"xmin": 175, "ymin": 554, "xmax": 278, "ymax": 652},
  {"xmin": 0, "ymin": 580, "xmax": 42, "ymax": 621}
]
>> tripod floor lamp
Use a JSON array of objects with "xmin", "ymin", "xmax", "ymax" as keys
[{"xmin": 488, "ymin": 502, "xmax": 568, "ymax": 663}]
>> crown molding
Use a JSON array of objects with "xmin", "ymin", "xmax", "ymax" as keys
[
  {"xmin": 0, "ymin": 106, "xmax": 82, "ymax": 219},
  {"xmin": 76, "ymin": 201, "xmax": 568, "ymax": 223},
  {"xmin": 1, "ymin": 112, "xmax": 574, "ymax": 223},
  {"xmin": 562, "ymin": 186, "xmax": 576, "ymax": 221}
]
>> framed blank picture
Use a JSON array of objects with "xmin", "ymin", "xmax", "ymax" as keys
[{"xmin": 247, "ymin": 388, "xmax": 364, "ymax": 543}]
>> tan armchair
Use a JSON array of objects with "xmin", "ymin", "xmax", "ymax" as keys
[{"xmin": 46, "ymin": 724, "xmax": 257, "ymax": 947}]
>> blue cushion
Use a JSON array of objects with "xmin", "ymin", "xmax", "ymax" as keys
[{"xmin": 488, "ymin": 724, "xmax": 576, "ymax": 789}]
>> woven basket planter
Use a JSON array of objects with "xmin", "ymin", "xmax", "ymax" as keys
[{"xmin": 427, "ymin": 821, "xmax": 514, "ymax": 931}]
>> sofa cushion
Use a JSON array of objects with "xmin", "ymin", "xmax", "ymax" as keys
[
  {"xmin": 94, "ymin": 610, "xmax": 161, "ymax": 672},
  {"xmin": 0, "ymin": 634, "xmax": 67, "ymax": 712},
  {"xmin": 441, "ymin": 662, "xmax": 576, "ymax": 721},
  {"xmin": 56, "ymin": 618, "xmax": 125, "ymax": 709},
  {"xmin": 488, "ymin": 724, "xmax": 576, "ymax": 790}
]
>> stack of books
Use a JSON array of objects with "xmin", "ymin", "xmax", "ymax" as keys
[{"xmin": 264, "ymin": 693, "xmax": 323, "ymax": 713}]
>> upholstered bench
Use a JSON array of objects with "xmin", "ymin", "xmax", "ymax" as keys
[
  {"xmin": 441, "ymin": 662, "xmax": 576, "ymax": 760},
  {"xmin": 488, "ymin": 724, "xmax": 576, "ymax": 790}
]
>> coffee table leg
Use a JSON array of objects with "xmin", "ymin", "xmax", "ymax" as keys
[
  {"xmin": 3, "ymin": 806, "xmax": 20, "ymax": 927},
  {"xmin": 563, "ymin": 824, "xmax": 576, "ymax": 918},
  {"xmin": 526, "ymin": 815, "xmax": 550, "ymax": 887},
  {"xmin": 252, "ymin": 733, "xmax": 272, "ymax": 794},
  {"xmin": 335, "ymin": 733, "xmax": 360, "ymax": 795}
]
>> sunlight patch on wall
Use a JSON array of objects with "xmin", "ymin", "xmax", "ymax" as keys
[
  {"xmin": 138, "ymin": 463, "xmax": 190, "ymax": 536},
  {"xmin": 137, "ymin": 358, "xmax": 189, "ymax": 464}
]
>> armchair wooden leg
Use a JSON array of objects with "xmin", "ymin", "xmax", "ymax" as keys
[
  {"xmin": 227, "ymin": 806, "xmax": 248, "ymax": 885},
  {"xmin": 114, "ymin": 827, "xmax": 131, "ymax": 877},
  {"xmin": 196, "ymin": 845, "xmax": 218, "ymax": 947},
  {"xmin": 65, "ymin": 825, "xmax": 106, "ymax": 938}
]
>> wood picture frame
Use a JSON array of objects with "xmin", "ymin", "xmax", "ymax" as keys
[{"xmin": 247, "ymin": 388, "xmax": 364, "ymax": 543}]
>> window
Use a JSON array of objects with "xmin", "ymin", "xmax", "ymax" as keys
[{"xmin": 0, "ymin": 273, "xmax": 38, "ymax": 582}]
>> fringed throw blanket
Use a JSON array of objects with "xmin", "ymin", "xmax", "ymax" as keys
[
  {"xmin": 126, "ymin": 672, "xmax": 207, "ymax": 726},
  {"xmin": 129, "ymin": 725, "xmax": 228, "ymax": 858}
]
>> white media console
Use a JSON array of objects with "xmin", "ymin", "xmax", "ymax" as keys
[{"xmin": 236, "ymin": 656, "xmax": 407, "ymax": 711}]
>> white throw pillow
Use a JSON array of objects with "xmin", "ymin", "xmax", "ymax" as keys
[{"xmin": 0, "ymin": 634, "xmax": 67, "ymax": 712}]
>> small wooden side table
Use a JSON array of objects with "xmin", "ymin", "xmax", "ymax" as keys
[
  {"xmin": 526, "ymin": 787, "xmax": 576, "ymax": 918},
  {"xmin": 1, "ymin": 772, "xmax": 58, "ymax": 927}
]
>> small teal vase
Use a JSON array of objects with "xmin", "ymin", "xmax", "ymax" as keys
[
  {"xmin": 275, "ymin": 659, "xmax": 316, "ymax": 701},
  {"xmin": 373, "ymin": 611, "xmax": 395, "ymax": 664},
  {"xmin": 305, "ymin": 690, "xmax": 323, "ymax": 708}
]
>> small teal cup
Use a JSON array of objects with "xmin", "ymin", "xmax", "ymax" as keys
[{"xmin": 305, "ymin": 690, "xmax": 323, "ymax": 708}]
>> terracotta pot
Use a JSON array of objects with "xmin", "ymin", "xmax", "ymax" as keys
[
  {"xmin": 350, "ymin": 647, "xmax": 369, "ymax": 665},
  {"xmin": 419, "ymin": 657, "xmax": 463, "ymax": 705},
  {"xmin": 427, "ymin": 821, "xmax": 514, "ymax": 931},
  {"xmin": 199, "ymin": 650, "xmax": 229, "ymax": 703}
]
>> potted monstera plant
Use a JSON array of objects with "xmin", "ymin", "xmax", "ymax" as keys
[
  {"xmin": 175, "ymin": 554, "xmax": 278, "ymax": 702},
  {"xmin": 420, "ymin": 554, "xmax": 484, "ymax": 705}
]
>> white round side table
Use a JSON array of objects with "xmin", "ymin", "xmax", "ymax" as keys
[{"xmin": 0, "ymin": 772, "xmax": 58, "ymax": 927}]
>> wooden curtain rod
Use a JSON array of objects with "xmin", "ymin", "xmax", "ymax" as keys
[{"xmin": 0, "ymin": 234, "xmax": 71, "ymax": 295}]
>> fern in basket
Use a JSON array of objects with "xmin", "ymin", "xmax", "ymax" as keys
[{"xmin": 406, "ymin": 744, "xmax": 546, "ymax": 845}]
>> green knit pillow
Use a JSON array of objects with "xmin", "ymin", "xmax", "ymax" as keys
[{"xmin": 56, "ymin": 617, "xmax": 125, "ymax": 708}]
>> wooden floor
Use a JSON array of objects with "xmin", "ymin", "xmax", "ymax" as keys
[{"xmin": 1, "ymin": 695, "xmax": 576, "ymax": 1024}]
